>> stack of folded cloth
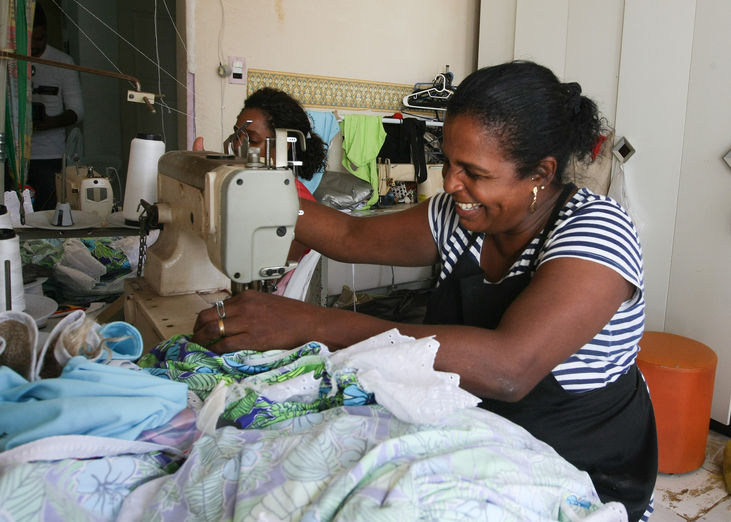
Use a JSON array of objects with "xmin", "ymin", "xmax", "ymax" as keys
[{"xmin": 0, "ymin": 310, "xmax": 188, "ymax": 451}]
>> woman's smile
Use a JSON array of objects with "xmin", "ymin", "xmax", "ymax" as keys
[
  {"xmin": 454, "ymin": 201, "xmax": 485, "ymax": 220},
  {"xmin": 455, "ymin": 201, "xmax": 483, "ymax": 211}
]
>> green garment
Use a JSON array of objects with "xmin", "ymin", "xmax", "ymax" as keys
[
  {"xmin": 5, "ymin": 0, "xmax": 36, "ymax": 192},
  {"xmin": 340, "ymin": 114, "xmax": 386, "ymax": 209}
]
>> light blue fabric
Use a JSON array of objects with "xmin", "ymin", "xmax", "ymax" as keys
[
  {"xmin": 302, "ymin": 110, "xmax": 341, "ymax": 194},
  {"xmin": 100, "ymin": 321, "xmax": 143, "ymax": 360},
  {"xmin": 0, "ymin": 356, "xmax": 188, "ymax": 450}
]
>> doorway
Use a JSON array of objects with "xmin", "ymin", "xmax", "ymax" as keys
[{"xmin": 41, "ymin": 0, "xmax": 181, "ymax": 207}]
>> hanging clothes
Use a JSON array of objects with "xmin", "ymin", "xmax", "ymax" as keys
[
  {"xmin": 302, "ymin": 110, "xmax": 340, "ymax": 195},
  {"xmin": 402, "ymin": 118, "xmax": 427, "ymax": 183},
  {"xmin": 340, "ymin": 114, "xmax": 386, "ymax": 209},
  {"xmin": 3, "ymin": 0, "xmax": 35, "ymax": 193},
  {"xmin": 379, "ymin": 118, "xmax": 428, "ymax": 183}
]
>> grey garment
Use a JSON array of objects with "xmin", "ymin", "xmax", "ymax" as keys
[{"xmin": 312, "ymin": 170, "xmax": 373, "ymax": 210}]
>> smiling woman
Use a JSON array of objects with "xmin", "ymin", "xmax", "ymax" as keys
[{"xmin": 192, "ymin": 60, "xmax": 657, "ymax": 521}]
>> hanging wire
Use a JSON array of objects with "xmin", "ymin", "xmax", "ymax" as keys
[
  {"xmin": 161, "ymin": 0, "xmax": 186, "ymax": 54},
  {"xmin": 48, "ymin": 0, "xmax": 124, "ymax": 76},
  {"xmin": 218, "ymin": 0, "xmax": 226, "ymax": 64},
  {"xmin": 48, "ymin": 0, "xmax": 217, "ymax": 132},
  {"xmin": 218, "ymin": 0, "xmax": 227, "ymax": 144},
  {"xmin": 153, "ymin": 0, "xmax": 167, "ymax": 142},
  {"xmin": 54, "ymin": 0, "xmax": 187, "ymax": 94}
]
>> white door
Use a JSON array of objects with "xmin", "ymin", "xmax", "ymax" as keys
[{"xmin": 665, "ymin": 0, "xmax": 731, "ymax": 425}]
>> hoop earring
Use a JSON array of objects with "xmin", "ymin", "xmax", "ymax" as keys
[{"xmin": 530, "ymin": 185, "xmax": 546, "ymax": 213}]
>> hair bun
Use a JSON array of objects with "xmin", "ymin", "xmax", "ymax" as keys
[{"xmin": 564, "ymin": 82, "xmax": 582, "ymax": 115}]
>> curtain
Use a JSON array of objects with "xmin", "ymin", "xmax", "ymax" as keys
[{"xmin": 4, "ymin": 0, "xmax": 35, "ymax": 192}]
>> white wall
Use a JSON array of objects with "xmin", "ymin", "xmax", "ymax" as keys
[
  {"xmin": 186, "ymin": 0, "xmax": 480, "ymax": 149},
  {"xmin": 479, "ymin": 0, "xmax": 623, "ymax": 133},
  {"xmin": 614, "ymin": 1, "xmax": 696, "ymax": 331},
  {"xmin": 479, "ymin": 0, "xmax": 692, "ymax": 331},
  {"xmin": 666, "ymin": 0, "xmax": 731, "ymax": 424}
]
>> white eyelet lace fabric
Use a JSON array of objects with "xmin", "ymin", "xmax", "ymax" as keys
[
  {"xmin": 326, "ymin": 328, "xmax": 481, "ymax": 424},
  {"xmin": 193, "ymin": 328, "xmax": 480, "ymax": 428}
]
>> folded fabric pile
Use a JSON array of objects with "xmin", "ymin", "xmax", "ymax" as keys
[
  {"xmin": 0, "ymin": 310, "xmax": 187, "ymax": 450},
  {"xmin": 20, "ymin": 236, "xmax": 152, "ymax": 303}
]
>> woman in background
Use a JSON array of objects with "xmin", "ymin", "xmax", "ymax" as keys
[
  {"xmin": 194, "ymin": 87, "xmax": 327, "ymax": 263},
  {"xmin": 194, "ymin": 61, "xmax": 657, "ymax": 520}
]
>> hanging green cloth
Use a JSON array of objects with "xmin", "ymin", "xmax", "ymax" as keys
[
  {"xmin": 4, "ymin": 0, "xmax": 35, "ymax": 193},
  {"xmin": 340, "ymin": 114, "xmax": 386, "ymax": 209}
]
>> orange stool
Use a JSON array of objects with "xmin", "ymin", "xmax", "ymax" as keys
[{"xmin": 637, "ymin": 332, "xmax": 717, "ymax": 473}]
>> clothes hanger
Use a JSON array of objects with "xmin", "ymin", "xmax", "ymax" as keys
[{"xmin": 402, "ymin": 71, "xmax": 455, "ymax": 111}]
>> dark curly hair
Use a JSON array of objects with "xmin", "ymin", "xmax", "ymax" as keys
[
  {"xmin": 34, "ymin": 3, "xmax": 47, "ymax": 27},
  {"xmin": 446, "ymin": 61, "xmax": 608, "ymax": 182},
  {"xmin": 242, "ymin": 88, "xmax": 327, "ymax": 181}
]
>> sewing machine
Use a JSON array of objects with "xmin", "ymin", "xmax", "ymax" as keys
[
  {"xmin": 54, "ymin": 165, "xmax": 115, "ymax": 218},
  {"xmin": 123, "ymin": 129, "xmax": 303, "ymax": 350}
]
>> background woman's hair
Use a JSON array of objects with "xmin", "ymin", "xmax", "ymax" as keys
[
  {"xmin": 446, "ymin": 60, "xmax": 607, "ymax": 181},
  {"xmin": 243, "ymin": 88, "xmax": 327, "ymax": 180},
  {"xmin": 34, "ymin": 3, "xmax": 47, "ymax": 28}
]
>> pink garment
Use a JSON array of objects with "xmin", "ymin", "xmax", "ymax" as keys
[{"xmin": 296, "ymin": 178, "xmax": 315, "ymax": 201}]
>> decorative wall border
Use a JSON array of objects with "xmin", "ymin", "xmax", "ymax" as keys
[{"xmin": 247, "ymin": 69, "xmax": 413, "ymax": 112}]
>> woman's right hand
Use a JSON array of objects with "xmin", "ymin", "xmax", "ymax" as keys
[{"xmin": 191, "ymin": 290, "xmax": 321, "ymax": 354}]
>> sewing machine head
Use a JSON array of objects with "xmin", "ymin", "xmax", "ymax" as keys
[{"xmin": 143, "ymin": 129, "xmax": 303, "ymax": 296}]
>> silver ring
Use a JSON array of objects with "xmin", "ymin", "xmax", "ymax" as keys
[{"xmin": 215, "ymin": 300, "xmax": 226, "ymax": 319}]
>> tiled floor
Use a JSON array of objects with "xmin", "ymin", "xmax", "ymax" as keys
[{"xmin": 651, "ymin": 429, "xmax": 730, "ymax": 521}]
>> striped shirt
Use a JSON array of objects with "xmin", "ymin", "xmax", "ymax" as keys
[{"xmin": 428, "ymin": 188, "xmax": 645, "ymax": 393}]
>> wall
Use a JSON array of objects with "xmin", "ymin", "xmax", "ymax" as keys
[
  {"xmin": 612, "ymin": 0, "xmax": 696, "ymax": 329},
  {"xmin": 479, "ymin": 0, "xmax": 687, "ymax": 331},
  {"xmin": 479, "ymin": 0, "xmax": 623, "ymax": 151},
  {"xmin": 666, "ymin": 0, "xmax": 731, "ymax": 424},
  {"xmin": 479, "ymin": 0, "xmax": 684, "ymax": 331},
  {"xmin": 181, "ymin": 0, "xmax": 479, "ymax": 295},
  {"xmin": 186, "ymin": 0, "xmax": 480, "ymax": 149}
]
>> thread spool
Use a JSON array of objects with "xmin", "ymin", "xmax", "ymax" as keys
[
  {"xmin": 0, "ymin": 206, "xmax": 25, "ymax": 312},
  {"xmin": 122, "ymin": 133, "xmax": 165, "ymax": 223}
]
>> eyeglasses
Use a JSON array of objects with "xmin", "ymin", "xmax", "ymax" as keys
[{"xmin": 222, "ymin": 120, "xmax": 253, "ymax": 157}]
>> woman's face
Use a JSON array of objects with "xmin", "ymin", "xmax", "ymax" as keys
[
  {"xmin": 441, "ymin": 113, "xmax": 538, "ymax": 235},
  {"xmin": 234, "ymin": 108, "xmax": 275, "ymax": 157}
]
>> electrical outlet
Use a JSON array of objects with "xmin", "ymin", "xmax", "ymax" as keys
[{"xmin": 229, "ymin": 56, "xmax": 246, "ymax": 85}]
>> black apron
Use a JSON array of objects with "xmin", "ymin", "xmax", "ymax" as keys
[{"xmin": 424, "ymin": 184, "xmax": 657, "ymax": 521}]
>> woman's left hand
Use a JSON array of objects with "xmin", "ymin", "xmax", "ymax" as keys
[{"xmin": 192, "ymin": 290, "xmax": 319, "ymax": 353}]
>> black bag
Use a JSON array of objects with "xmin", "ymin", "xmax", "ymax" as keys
[{"xmin": 353, "ymin": 288, "xmax": 434, "ymax": 324}]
